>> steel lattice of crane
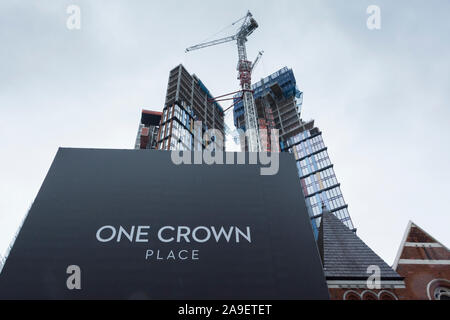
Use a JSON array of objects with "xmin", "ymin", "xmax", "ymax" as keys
[{"xmin": 186, "ymin": 11, "xmax": 262, "ymax": 152}]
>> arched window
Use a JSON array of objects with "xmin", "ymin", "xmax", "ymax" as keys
[
  {"xmin": 427, "ymin": 279, "xmax": 450, "ymax": 300},
  {"xmin": 343, "ymin": 290, "xmax": 361, "ymax": 300},
  {"xmin": 434, "ymin": 287, "xmax": 450, "ymax": 300},
  {"xmin": 378, "ymin": 290, "xmax": 398, "ymax": 300},
  {"xmin": 362, "ymin": 290, "xmax": 378, "ymax": 300}
]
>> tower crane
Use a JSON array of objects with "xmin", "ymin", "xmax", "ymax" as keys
[{"xmin": 186, "ymin": 11, "xmax": 262, "ymax": 152}]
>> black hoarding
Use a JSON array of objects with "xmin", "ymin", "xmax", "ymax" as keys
[{"xmin": 0, "ymin": 148, "xmax": 329, "ymax": 299}]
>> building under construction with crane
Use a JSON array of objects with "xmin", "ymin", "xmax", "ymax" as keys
[
  {"xmin": 186, "ymin": 11, "xmax": 262, "ymax": 152},
  {"xmin": 185, "ymin": 10, "xmax": 356, "ymax": 235},
  {"xmin": 3, "ymin": 10, "xmax": 446, "ymax": 302},
  {"xmin": 232, "ymin": 66, "xmax": 355, "ymax": 237},
  {"xmin": 133, "ymin": 10, "xmax": 355, "ymax": 236}
]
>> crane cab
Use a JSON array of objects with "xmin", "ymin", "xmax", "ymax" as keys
[{"xmin": 243, "ymin": 17, "xmax": 259, "ymax": 37}]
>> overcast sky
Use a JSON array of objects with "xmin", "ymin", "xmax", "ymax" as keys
[{"xmin": 1, "ymin": 0, "xmax": 449, "ymax": 265}]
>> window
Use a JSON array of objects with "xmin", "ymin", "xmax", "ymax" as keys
[
  {"xmin": 345, "ymin": 293, "xmax": 360, "ymax": 300},
  {"xmin": 379, "ymin": 291, "xmax": 397, "ymax": 300},
  {"xmin": 434, "ymin": 287, "xmax": 450, "ymax": 300},
  {"xmin": 343, "ymin": 290, "xmax": 361, "ymax": 300},
  {"xmin": 362, "ymin": 291, "xmax": 378, "ymax": 300}
]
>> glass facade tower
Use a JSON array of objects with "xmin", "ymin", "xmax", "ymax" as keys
[
  {"xmin": 234, "ymin": 67, "xmax": 355, "ymax": 238},
  {"xmin": 281, "ymin": 121, "xmax": 355, "ymax": 237}
]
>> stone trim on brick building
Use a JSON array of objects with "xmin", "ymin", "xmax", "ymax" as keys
[{"xmin": 393, "ymin": 221, "xmax": 450, "ymax": 300}]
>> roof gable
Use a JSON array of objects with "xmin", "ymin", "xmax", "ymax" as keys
[{"xmin": 392, "ymin": 221, "xmax": 449, "ymax": 269}]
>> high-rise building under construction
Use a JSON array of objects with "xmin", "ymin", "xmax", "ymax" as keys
[
  {"xmin": 134, "ymin": 65, "xmax": 225, "ymax": 151},
  {"xmin": 234, "ymin": 67, "xmax": 303, "ymax": 148},
  {"xmin": 156, "ymin": 64, "xmax": 225, "ymax": 151},
  {"xmin": 233, "ymin": 67, "xmax": 355, "ymax": 237},
  {"xmin": 134, "ymin": 65, "xmax": 354, "ymax": 237}
]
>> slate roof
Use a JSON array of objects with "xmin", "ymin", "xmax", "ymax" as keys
[{"xmin": 318, "ymin": 209, "xmax": 403, "ymax": 280}]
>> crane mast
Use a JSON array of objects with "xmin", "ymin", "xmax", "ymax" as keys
[
  {"xmin": 236, "ymin": 39, "xmax": 260, "ymax": 152},
  {"xmin": 186, "ymin": 11, "xmax": 262, "ymax": 152}
]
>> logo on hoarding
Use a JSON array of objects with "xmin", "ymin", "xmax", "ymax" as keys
[{"xmin": 96, "ymin": 225, "xmax": 252, "ymax": 261}]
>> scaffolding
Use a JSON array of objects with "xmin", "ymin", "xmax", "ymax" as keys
[{"xmin": 233, "ymin": 67, "xmax": 304, "ymax": 143}]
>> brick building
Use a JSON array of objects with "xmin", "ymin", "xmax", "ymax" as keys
[
  {"xmin": 318, "ymin": 208, "xmax": 450, "ymax": 300},
  {"xmin": 393, "ymin": 221, "xmax": 450, "ymax": 300}
]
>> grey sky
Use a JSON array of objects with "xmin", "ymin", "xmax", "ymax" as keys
[{"xmin": 1, "ymin": 0, "xmax": 449, "ymax": 264}]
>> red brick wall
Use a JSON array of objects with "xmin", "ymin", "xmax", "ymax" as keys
[
  {"xmin": 400, "ymin": 246, "xmax": 449, "ymax": 260},
  {"xmin": 394, "ymin": 225, "xmax": 450, "ymax": 300},
  {"xmin": 395, "ymin": 264, "xmax": 450, "ymax": 299},
  {"xmin": 406, "ymin": 228, "xmax": 435, "ymax": 243}
]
